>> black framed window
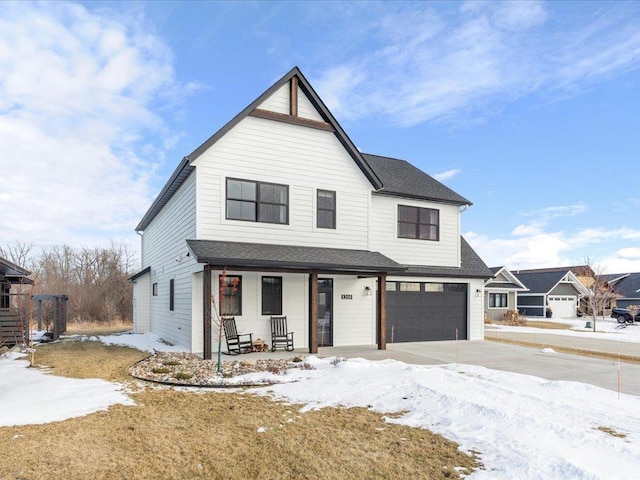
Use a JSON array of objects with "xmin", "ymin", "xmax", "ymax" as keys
[
  {"xmin": 226, "ymin": 178, "xmax": 288, "ymax": 224},
  {"xmin": 398, "ymin": 205, "xmax": 439, "ymax": 241},
  {"xmin": 489, "ymin": 293, "xmax": 508, "ymax": 308},
  {"xmin": 261, "ymin": 276, "xmax": 282, "ymax": 315},
  {"xmin": 317, "ymin": 189, "xmax": 336, "ymax": 229},
  {"xmin": 152, "ymin": 283, "xmax": 158, "ymax": 296},
  {"xmin": 169, "ymin": 279, "xmax": 174, "ymax": 311},
  {"xmin": 219, "ymin": 275, "xmax": 242, "ymax": 316}
]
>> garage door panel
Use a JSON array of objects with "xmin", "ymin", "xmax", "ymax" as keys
[{"xmin": 386, "ymin": 284, "xmax": 467, "ymax": 342}]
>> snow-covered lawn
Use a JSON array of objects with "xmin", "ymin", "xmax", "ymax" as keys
[
  {"xmin": 487, "ymin": 316, "xmax": 640, "ymax": 343},
  {"xmin": 2, "ymin": 331, "xmax": 639, "ymax": 479}
]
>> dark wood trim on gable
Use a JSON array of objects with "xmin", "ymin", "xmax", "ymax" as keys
[
  {"xmin": 249, "ymin": 109, "xmax": 335, "ymax": 132},
  {"xmin": 290, "ymin": 76, "xmax": 298, "ymax": 117}
]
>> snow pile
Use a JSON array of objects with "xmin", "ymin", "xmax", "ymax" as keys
[
  {"xmin": 0, "ymin": 352, "xmax": 134, "ymax": 427},
  {"xmin": 258, "ymin": 356, "xmax": 640, "ymax": 480}
]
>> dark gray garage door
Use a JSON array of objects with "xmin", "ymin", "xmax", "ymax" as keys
[{"xmin": 386, "ymin": 281, "xmax": 467, "ymax": 342}]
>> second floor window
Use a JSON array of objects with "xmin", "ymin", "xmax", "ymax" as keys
[
  {"xmin": 226, "ymin": 178, "xmax": 288, "ymax": 224},
  {"xmin": 317, "ymin": 189, "xmax": 336, "ymax": 229},
  {"xmin": 398, "ymin": 205, "xmax": 439, "ymax": 241}
]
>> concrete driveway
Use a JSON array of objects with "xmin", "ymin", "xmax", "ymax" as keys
[{"xmin": 316, "ymin": 334, "xmax": 640, "ymax": 396}]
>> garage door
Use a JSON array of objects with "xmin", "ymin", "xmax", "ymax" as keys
[
  {"xmin": 386, "ymin": 281, "xmax": 467, "ymax": 342},
  {"xmin": 548, "ymin": 296, "xmax": 577, "ymax": 318}
]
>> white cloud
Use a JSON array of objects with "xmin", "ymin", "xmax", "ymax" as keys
[
  {"xmin": 466, "ymin": 224, "xmax": 640, "ymax": 273},
  {"xmin": 433, "ymin": 168, "xmax": 461, "ymax": 182},
  {"xmin": 313, "ymin": 1, "xmax": 640, "ymax": 126},
  {"xmin": 0, "ymin": 3, "xmax": 183, "ymax": 249}
]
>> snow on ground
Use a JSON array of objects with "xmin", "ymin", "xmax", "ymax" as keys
[
  {"xmin": 98, "ymin": 331, "xmax": 189, "ymax": 353},
  {"xmin": 0, "ymin": 352, "xmax": 134, "ymax": 428},
  {"xmin": 257, "ymin": 356, "xmax": 640, "ymax": 480},
  {"xmin": 5, "ymin": 331, "xmax": 640, "ymax": 478},
  {"xmin": 486, "ymin": 316, "xmax": 640, "ymax": 343}
]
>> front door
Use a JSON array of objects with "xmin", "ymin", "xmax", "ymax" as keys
[{"xmin": 318, "ymin": 279, "xmax": 333, "ymax": 347}]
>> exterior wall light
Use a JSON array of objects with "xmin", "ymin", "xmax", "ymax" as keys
[{"xmin": 365, "ymin": 286, "xmax": 372, "ymax": 296}]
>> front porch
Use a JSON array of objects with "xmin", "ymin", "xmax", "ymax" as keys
[{"xmin": 186, "ymin": 239, "xmax": 405, "ymax": 360}]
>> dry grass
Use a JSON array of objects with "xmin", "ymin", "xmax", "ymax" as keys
[
  {"xmin": 523, "ymin": 320, "xmax": 572, "ymax": 330},
  {"xmin": 63, "ymin": 319, "xmax": 133, "ymax": 336},
  {"xmin": 596, "ymin": 426, "xmax": 627, "ymax": 439},
  {"xmin": 1, "ymin": 341, "xmax": 479, "ymax": 480}
]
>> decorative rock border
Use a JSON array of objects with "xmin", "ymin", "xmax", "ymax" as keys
[{"xmin": 128, "ymin": 351, "xmax": 310, "ymax": 388}]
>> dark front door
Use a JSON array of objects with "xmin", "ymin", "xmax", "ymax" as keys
[{"xmin": 318, "ymin": 279, "xmax": 333, "ymax": 347}]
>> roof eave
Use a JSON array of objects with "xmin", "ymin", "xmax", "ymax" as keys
[{"xmin": 372, "ymin": 190, "xmax": 472, "ymax": 206}]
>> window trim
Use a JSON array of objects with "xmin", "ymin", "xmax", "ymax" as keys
[
  {"xmin": 317, "ymin": 189, "xmax": 336, "ymax": 229},
  {"xmin": 219, "ymin": 275, "xmax": 242, "ymax": 316},
  {"xmin": 489, "ymin": 292, "xmax": 508, "ymax": 309},
  {"xmin": 226, "ymin": 177, "xmax": 289, "ymax": 225},
  {"xmin": 261, "ymin": 276, "xmax": 283, "ymax": 316},
  {"xmin": 397, "ymin": 205, "xmax": 439, "ymax": 241},
  {"xmin": 169, "ymin": 279, "xmax": 174, "ymax": 311}
]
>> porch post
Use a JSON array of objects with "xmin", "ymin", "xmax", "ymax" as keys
[
  {"xmin": 203, "ymin": 265, "xmax": 212, "ymax": 360},
  {"xmin": 309, "ymin": 272, "xmax": 318, "ymax": 354},
  {"xmin": 377, "ymin": 274, "xmax": 387, "ymax": 350}
]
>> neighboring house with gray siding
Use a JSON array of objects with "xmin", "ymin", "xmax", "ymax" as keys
[
  {"xmin": 130, "ymin": 67, "xmax": 492, "ymax": 359},
  {"xmin": 513, "ymin": 268, "xmax": 589, "ymax": 318},
  {"xmin": 484, "ymin": 266, "xmax": 528, "ymax": 321}
]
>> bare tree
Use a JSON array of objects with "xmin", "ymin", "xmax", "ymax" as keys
[
  {"xmin": 0, "ymin": 241, "xmax": 35, "ymax": 269},
  {"xmin": 577, "ymin": 259, "xmax": 618, "ymax": 332}
]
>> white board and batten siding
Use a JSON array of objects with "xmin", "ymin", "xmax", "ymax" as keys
[
  {"xmin": 192, "ymin": 115, "xmax": 372, "ymax": 250},
  {"xmin": 257, "ymin": 83, "xmax": 324, "ymax": 122},
  {"xmin": 370, "ymin": 195, "xmax": 461, "ymax": 267},
  {"xmin": 141, "ymin": 171, "xmax": 198, "ymax": 350},
  {"xmin": 132, "ymin": 272, "xmax": 151, "ymax": 333}
]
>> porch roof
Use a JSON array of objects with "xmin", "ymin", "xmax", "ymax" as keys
[
  {"xmin": 186, "ymin": 239, "xmax": 404, "ymax": 274},
  {"xmin": 0, "ymin": 256, "xmax": 32, "ymax": 284}
]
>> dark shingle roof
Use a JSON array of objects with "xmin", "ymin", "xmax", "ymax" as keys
[
  {"xmin": 0, "ymin": 255, "xmax": 31, "ymax": 283},
  {"xmin": 513, "ymin": 270, "xmax": 567, "ymax": 294},
  {"xmin": 128, "ymin": 266, "xmax": 151, "ymax": 282},
  {"xmin": 401, "ymin": 237, "xmax": 492, "ymax": 279},
  {"xmin": 605, "ymin": 273, "xmax": 640, "ymax": 298},
  {"xmin": 516, "ymin": 265, "xmax": 594, "ymax": 276},
  {"xmin": 485, "ymin": 282, "xmax": 526, "ymax": 290},
  {"xmin": 363, "ymin": 153, "xmax": 471, "ymax": 205},
  {"xmin": 186, "ymin": 240, "xmax": 404, "ymax": 274}
]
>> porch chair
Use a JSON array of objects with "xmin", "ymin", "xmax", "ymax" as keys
[
  {"xmin": 222, "ymin": 317, "xmax": 253, "ymax": 355},
  {"xmin": 270, "ymin": 315, "xmax": 294, "ymax": 352}
]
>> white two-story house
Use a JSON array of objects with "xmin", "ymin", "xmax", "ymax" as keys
[{"xmin": 130, "ymin": 67, "xmax": 492, "ymax": 359}]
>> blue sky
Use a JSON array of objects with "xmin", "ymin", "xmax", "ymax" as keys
[{"xmin": 0, "ymin": 1, "xmax": 639, "ymax": 273}]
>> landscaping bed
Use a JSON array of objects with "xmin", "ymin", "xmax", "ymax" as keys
[{"xmin": 129, "ymin": 351, "xmax": 310, "ymax": 387}]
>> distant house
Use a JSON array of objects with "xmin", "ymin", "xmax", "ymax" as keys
[
  {"xmin": 129, "ymin": 66, "xmax": 492, "ymax": 358},
  {"xmin": 0, "ymin": 255, "xmax": 32, "ymax": 345},
  {"xmin": 484, "ymin": 266, "xmax": 528, "ymax": 321},
  {"xmin": 599, "ymin": 273, "xmax": 640, "ymax": 309},
  {"xmin": 513, "ymin": 268, "xmax": 590, "ymax": 318}
]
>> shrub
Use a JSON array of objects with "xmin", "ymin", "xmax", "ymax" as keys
[
  {"xmin": 502, "ymin": 310, "xmax": 526, "ymax": 326},
  {"xmin": 174, "ymin": 372, "xmax": 193, "ymax": 380}
]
